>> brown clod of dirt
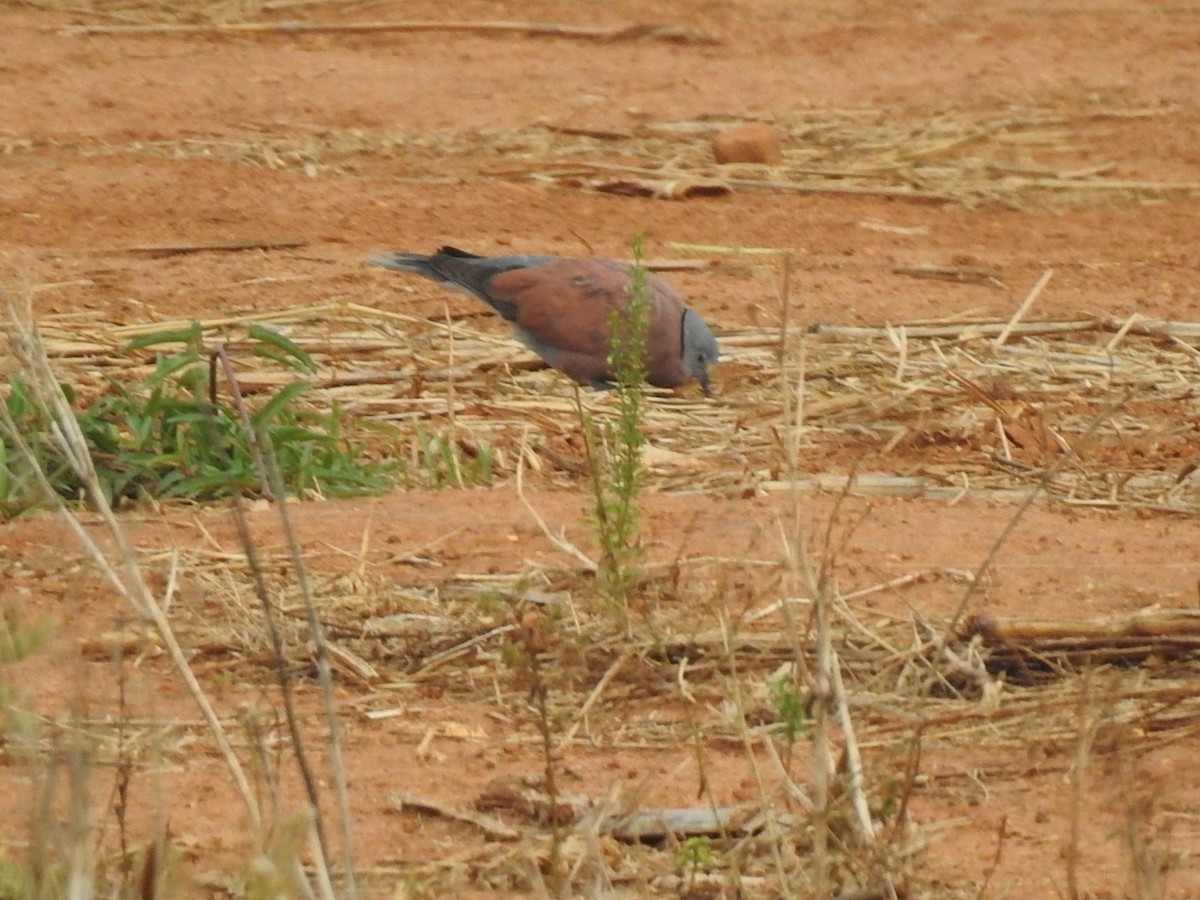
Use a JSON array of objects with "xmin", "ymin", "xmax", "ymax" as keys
[{"xmin": 711, "ymin": 122, "xmax": 784, "ymax": 164}]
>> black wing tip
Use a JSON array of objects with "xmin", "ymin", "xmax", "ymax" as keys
[
  {"xmin": 367, "ymin": 247, "xmax": 478, "ymax": 263},
  {"xmin": 435, "ymin": 246, "xmax": 479, "ymax": 259}
]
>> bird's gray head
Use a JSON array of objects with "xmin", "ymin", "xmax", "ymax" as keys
[{"xmin": 681, "ymin": 309, "xmax": 720, "ymax": 395}]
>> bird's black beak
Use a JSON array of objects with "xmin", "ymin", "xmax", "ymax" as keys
[{"xmin": 699, "ymin": 364, "xmax": 711, "ymax": 397}]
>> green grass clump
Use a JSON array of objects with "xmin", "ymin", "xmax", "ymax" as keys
[
  {"xmin": 1, "ymin": 322, "xmax": 395, "ymax": 513},
  {"xmin": 409, "ymin": 427, "xmax": 494, "ymax": 488}
]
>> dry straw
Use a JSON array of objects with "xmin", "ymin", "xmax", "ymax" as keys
[
  {"xmin": 20, "ymin": 298, "xmax": 1200, "ymax": 511},
  {"xmin": 7, "ymin": 259, "xmax": 1200, "ymax": 892}
]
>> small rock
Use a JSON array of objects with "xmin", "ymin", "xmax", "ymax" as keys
[{"xmin": 712, "ymin": 122, "xmax": 784, "ymax": 165}]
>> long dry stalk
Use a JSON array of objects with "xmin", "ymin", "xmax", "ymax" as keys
[
  {"xmin": 214, "ymin": 345, "xmax": 359, "ymax": 900},
  {"xmin": 1, "ymin": 282, "xmax": 263, "ymax": 833}
]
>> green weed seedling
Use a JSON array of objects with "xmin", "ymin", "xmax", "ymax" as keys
[
  {"xmin": 410, "ymin": 426, "xmax": 494, "ymax": 488},
  {"xmin": 581, "ymin": 233, "xmax": 652, "ymax": 616},
  {"xmin": 674, "ymin": 835, "xmax": 716, "ymax": 888},
  {"xmin": 770, "ymin": 672, "xmax": 809, "ymax": 743}
]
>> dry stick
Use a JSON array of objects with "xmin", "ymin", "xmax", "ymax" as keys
[
  {"xmin": 213, "ymin": 346, "xmax": 359, "ymax": 900},
  {"xmin": 570, "ymin": 162, "xmax": 958, "ymax": 203},
  {"xmin": 669, "ymin": 242, "xmax": 787, "ymax": 257},
  {"xmin": 718, "ymin": 612, "xmax": 797, "ymax": 900},
  {"xmin": 794, "ymin": 462, "xmax": 887, "ymax": 882},
  {"xmin": 776, "ymin": 250, "xmax": 793, "ymax": 371},
  {"xmin": 444, "ymin": 303, "xmax": 464, "ymax": 488},
  {"xmin": 772, "ymin": 247, "xmax": 811, "ymax": 680},
  {"xmin": 1103, "ymin": 311, "xmax": 1142, "ymax": 354},
  {"xmin": 228, "ymin": 498, "xmax": 331, "ymax": 879},
  {"xmin": 892, "ymin": 264, "xmax": 1005, "ymax": 287},
  {"xmin": 1065, "ymin": 672, "xmax": 1094, "ymax": 900},
  {"xmin": 999, "ymin": 175, "xmax": 1200, "ymax": 193},
  {"xmin": 111, "ymin": 300, "xmax": 344, "ymax": 338},
  {"xmin": 810, "ymin": 570, "xmax": 833, "ymax": 897},
  {"xmin": 262, "ymin": 0, "xmax": 366, "ymax": 10},
  {"xmin": 888, "ymin": 726, "xmax": 924, "ymax": 856},
  {"xmin": 387, "ymin": 793, "xmax": 520, "ymax": 842},
  {"xmin": 809, "ymin": 318, "xmax": 1083, "ymax": 340},
  {"xmin": 562, "ymin": 649, "xmax": 632, "ymax": 745},
  {"xmin": 993, "ymin": 268, "xmax": 1053, "ymax": 348},
  {"xmin": 770, "ymin": 254, "xmax": 825, "ymax": 897},
  {"xmin": 1, "ymin": 292, "xmax": 264, "ymax": 833},
  {"xmin": 515, "ymin": 425, "xmax": 597, "ymax": 571},
  {"xmin": 886, "ymin": 322, "xmax": 909, "ymax": 383},
  {"xmin": 1117, "ymin": 729, "xmax": 1163, "ymax": 898},
  {"xmin": 777, "ymin": 256, "xmax": 869, "ymax": 892},
  {"xmin": 840, "ymin": 313, "xmax": 1200, "ymax": 341},
  {"xmin": 125, "ymin": 238, "xmax": 307, "ymax": 257},
  {"xmin": 777, "ymin": 246, "xmax": 803, "ymax": 487},
  {"xmin": 60, "ymin": 19, "xmax": 720, "ymax": 44},
  {"xmin": 409, "ymin": 625, "xmax": 517, "ymax": 681},
  {"xmin": 771, "ymin": 267, "xmax": 892, "ymax": 875},
  {"xmin": 214, "ymin": 346, "xmax": 335, "ymax": 898},
  {"xmin": 760, "ymin": 732, "xmax": 814, "ymax": 812},
  {"xmin": 304, "ymin": 830, "xmax": 332, "ymax": 900},
  {"xmin": 945, "ymin": 388, "xmax": 1133, "ymax": 636},
  {"xmin": 775, "ymin": 249, "xmax": 806, "ymax": 478},
  {"xmin": 1169, "ymin": 333, "xmax": 1200, "ymax": 368},
  {"xmin": 829, "ymin": 650, "xmax": 878, "ymax": 845},
  {"xmin": 517, "ymin": 616, "xmax": 564, "ymax": 889},
  {"xmin": 975, "ymin": 815, "xmax": 1009, "ymax": 900},
  {"xmin": 966, "ymin": 609, "xmax": 1200, "ymax": 644},
  {"xmin": 572, "ymin": 383, "xmax": 623, "ymax": 616}
]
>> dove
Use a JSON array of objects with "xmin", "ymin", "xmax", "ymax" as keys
[{"xmin": 368, "ymin": 247, "xmax": 718, "ymax": 393}]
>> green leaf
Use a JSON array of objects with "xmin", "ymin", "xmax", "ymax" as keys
[
  {"xmin": 251, "ymin": 382, "xmax": 311, "ymax": 429},
  {"xmin": 146, "ymin": 348, "xmax": 203, "ymax": 388},
  {"xmin": 248, "ymin": 323, "xmax": 316, "ymax": 374},
  {"xmin": 5, "ymin": 375, "xmax": 35, "ymax": 419},
  {"xmin": 123, "ymin": 322, "xmax": 204, "ymax": 352},
  {"xmin": 0, "ymin": 440, "xmax": 11, "ymax": 502}
]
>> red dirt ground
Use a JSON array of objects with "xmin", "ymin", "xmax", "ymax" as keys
[{"xmin": 3, "ymin": 1, "xmax": 1200, "ymax": 896}]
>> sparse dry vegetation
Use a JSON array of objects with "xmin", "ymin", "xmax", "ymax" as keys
[
  {"xmin": 3, "ymin": 0, "xmax": 1200, "ymax": 896},
  {"xmin": 5, "ymin": 245, "xmax": 1200, "ymax": 894}
]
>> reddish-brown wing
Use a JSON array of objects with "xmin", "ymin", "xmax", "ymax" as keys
[{"xmin": 486, "ymin": 258, "xmax": 691, "ymax": 387}]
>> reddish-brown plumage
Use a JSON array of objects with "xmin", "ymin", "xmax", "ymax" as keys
[
  {"xmin": 486, "ymin": 258, "xmax": 693, "ymax": 387},
  {"xmin": 368, "ymin": 247, "xmax": 719, "ymax": 391}
]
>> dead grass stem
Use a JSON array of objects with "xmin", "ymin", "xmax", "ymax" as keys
[
  {"xmin": 21, "ymin": 299, "xmax": 1200, "ymax": 510},
  {"xmin": 2, "ymin": 281, "xmax": 265, "ymax": 837}
]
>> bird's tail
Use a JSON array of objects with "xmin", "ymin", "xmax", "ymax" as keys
[
  {"xmin": 366, "ymin": 251, "xmax": 440, "ymax": 279},
  {"xmin": 367, "ymin": 247, "xmax": 484, "ymax": 283}
]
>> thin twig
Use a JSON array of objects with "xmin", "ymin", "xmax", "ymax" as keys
[
  {"xmin": 976, "ymin": 814, "xmax": 1008, "ymax": 900},
  {"xmin": 1103, "ymin": 311, "xmax": 1141, "ymax": 353},
  {"xmin": 60, "ymin": 19, "xmax": 721, "ymax": 45},
  {"xmin": 214, "ymin": 345, "xmax": 358, "ymax": 899},
  {"xmin": 946, "ymin": 388, "xmax": 1133, "ymax": 634},
  {"xmin": 125, "ymin": 238, "xmax": 307, "ymax": 257},
  {"xmin": 562, "ymin": 648, "xmax": 632, "ymax": 745},
  {"xmin": 1, "ymin": 287, "xmax": 263, "ymax": 833},
  {"xmin": 516, "ymin": 425, "xmax": 597, "ymax": 571},
  {"xmin": 994, "ymin": 268, "xmax": 1053, "ymax": 347},
  {"xmin": 563, "ymin": 161, "xmax": 959, "ymax": 203},
  {"xmin": 387, "ymin": 793, "xmax": 521, "ymax": 841},
  {"xmin": 229, "ymin": 495, "xmax": 330, "ymax": 874},
  {"xmin": 830, "ymin": 648, "xmax": 877, "ymax": 845},
  {"xmin": 718, "ymin": 611, "xmax": 797, "ymax": 900}
]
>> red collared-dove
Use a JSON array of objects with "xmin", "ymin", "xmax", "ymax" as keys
[{"xmin": 368, "ymin": 247, "xmax": 719, "ymax": 393}]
